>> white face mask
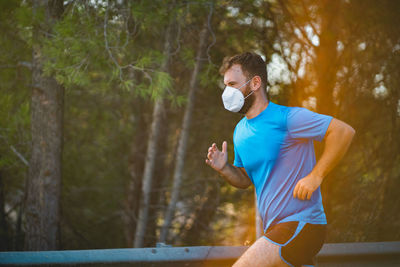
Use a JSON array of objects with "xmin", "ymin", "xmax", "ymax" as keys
[{"xmin": 221, "ymin": 78, "xmax": 254, "ymax": 113}]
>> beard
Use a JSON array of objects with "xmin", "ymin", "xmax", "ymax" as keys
[{"xmin": 238, "ymin": 85, "xmax": 255, "ymax": 114}]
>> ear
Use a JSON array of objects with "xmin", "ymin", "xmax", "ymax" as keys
[{"xmin": 251, "ymin": 76, "xmax": 262, "ymax": 91}]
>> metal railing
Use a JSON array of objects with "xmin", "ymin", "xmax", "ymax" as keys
[{"xmin": 1, "ymin": 241, "xmax": 399, "ymax": 266}]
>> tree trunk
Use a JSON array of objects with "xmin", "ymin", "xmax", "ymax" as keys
[
  {"xmin": 144, "ymin": 116, "xmax": 169, "ymax": 247},
  {"xmin": 313, "ymin": 0, "xmax": 341, "ymax": 228},
  {"xmin": 159, "ymin": 24, "xmax": 208, "ymax": 244},
  {"xmin": 123, "ymin": 99, "xmax": 147, "ymax": 247},
  {"xmin": 133, "ymin": 19, "xmax": 174, "ymax": 248},
  {"xmin": 25, "ymin": 0, "xmax": 64, "ymax": 251},
  {"xmin": 314, "ymin": 0, "xmax": 340, "ymax": 116}
]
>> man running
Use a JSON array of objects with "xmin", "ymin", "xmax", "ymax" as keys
[{"xmin": 205, "ymin": 52, "xmax": 355, "ymax": 267}]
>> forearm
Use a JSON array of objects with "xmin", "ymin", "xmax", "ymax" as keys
[
  {"xmin": 311, "ymin": 121, "xmax": 355, "ymax": 181},
  {"xmin": 219, "ymin": 163, "xmax": 251, "ymax": 189}
]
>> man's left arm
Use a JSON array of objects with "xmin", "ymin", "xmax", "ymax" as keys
[{"xmin": 293, "ymin": 118, "xmax": 356, "ymax": 200}]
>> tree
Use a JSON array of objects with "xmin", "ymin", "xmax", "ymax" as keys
[
  {"xmin": 1, "ymin": 0, "xmax": 399, "ymax": 251},
  {"xmin": 25, "ymin": 0, "xmax": 64, "ymax": 250},
  {"xmin": 133, "ymin": 6, "xmax": 176, "ymax": 248},
  {"xmin": 270, "ymin": 0, "xmax": 400, "ymax": 242},
  {"xmin": 160, "ymin": 22, "xmax": 209, "ymax": 243}
]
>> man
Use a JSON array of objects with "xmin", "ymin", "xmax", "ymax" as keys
[{"xmin": 205, "ymin": 52, "xmax": 355, "ymax": 267}]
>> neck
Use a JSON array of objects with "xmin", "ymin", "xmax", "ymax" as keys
[{"xmin": 245, "ymin": 95, "xmax": 269, "ymax": 120}]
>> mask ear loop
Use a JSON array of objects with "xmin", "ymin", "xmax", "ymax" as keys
[
  {"xmin": 241, "ymin": 77, "xmax": 255, "ymax": 99},
  {"xmin": 244, "ymin": 90, "xmax": 254, "ymax": 99},
  {"xmin": 238, "ymin": 77, "xmax": 253, "ymax": 90},
  {"xmin": 223, "ymin": 77, "xmax": 254, "ymax": 97}
]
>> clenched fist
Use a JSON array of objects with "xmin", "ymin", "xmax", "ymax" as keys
[{"xmin": 293, "ymin": 173, "xmax": 323, "ymax": 201}]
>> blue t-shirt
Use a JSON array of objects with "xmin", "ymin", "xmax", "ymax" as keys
[{"xmin": 233, "ymin": 102, "xmax": 333, "ymax": 233}]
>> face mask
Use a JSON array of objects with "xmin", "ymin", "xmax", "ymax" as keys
[{"xmin": 222, "ymin": 78, "xmax": 254, "ymax": 113}]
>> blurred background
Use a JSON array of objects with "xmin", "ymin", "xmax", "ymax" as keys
[{"xmin": 0, "ymin": 0, "xmax": 399, "ymax": 251}]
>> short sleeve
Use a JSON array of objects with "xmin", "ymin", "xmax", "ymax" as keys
[
  {"xmin": 233, "ymin": 127, "xmax": 244, "ymax": 168},
  {"xmin": 286, "ymin": 107, "xmax": 333, "ymax": 142},
  {"xmin": 233, "ymin": 143, "xmax": 244, "ymax": 168}
]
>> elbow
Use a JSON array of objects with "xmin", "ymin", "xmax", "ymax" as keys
[
  {"xmin": 239, "ymin": 184, "xmax": 250, "ymax": 190},
  {"xmin": 240, "ymin": 180, "xmax": 252, "ymax": 189},
  {"xmin": 235, "ymin": 179, "xmax": 251, "ymax": 189}
]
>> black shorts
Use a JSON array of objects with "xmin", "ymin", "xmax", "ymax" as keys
[{"xmin": 263, "ymin": 221, "xmax": 326, "ymax": 267}]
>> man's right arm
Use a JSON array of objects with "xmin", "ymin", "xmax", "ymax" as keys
[
  {"xmin": 205, "ymin": 141, "xmax": 252, "ymax": 189},
  {"xmin": 219, "ymin": 164, "xmax": 252, "ymax": 189}
]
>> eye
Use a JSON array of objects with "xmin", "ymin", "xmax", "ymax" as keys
[{"xmin": 218, "ymin": 80, "xmax": 226, "ymax": 90}]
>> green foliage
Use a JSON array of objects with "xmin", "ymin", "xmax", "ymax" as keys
[
  {"xmin": 1, "ymin": 0, "xmax": 400, "ymax": 251},
  {"xmin": 181, "ymin": 48, "xmax": 196, "ymax": 69},
  {"xmin": 41, "ymin": 11, "xmax": 103, "ymax": 89},
  {"xmin": 150, "ymin": 71, "xmax": 172, "ymax": 99},
  {"xmin": 167, "ymin": 93, "xmax": 187, "ymax": 109}
]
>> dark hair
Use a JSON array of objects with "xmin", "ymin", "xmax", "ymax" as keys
[{"xmin": 219, "ymin": 52, "xmax": 268, "ymax": 89}]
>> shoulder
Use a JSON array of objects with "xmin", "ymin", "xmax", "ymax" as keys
[
  {"xmin": 285, "ymin": 105, "xmax": 333, "ymax": 141},
  {"xmin": 272, "ymin": 104, "xmax": 324, "ymax": 132},
  {"xmin": 287, "ymin": 106, "xmax": 309, "ymax": 117},
  {"xmin": 286, "ymin": 106, "xmax": 331, "ymax": 122},
  {"xmin": 267, "ymin": 102, "xmax": 291, "ymax": 128}
]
